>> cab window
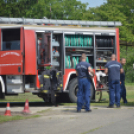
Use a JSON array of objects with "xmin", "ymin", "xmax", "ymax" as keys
[{"xmin": 1, "ymin": 29, "xmax": 20, "ymax": 51}]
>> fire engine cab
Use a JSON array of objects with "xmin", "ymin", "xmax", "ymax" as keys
[{"xmin": 0, "ymin": 17, "xmax": 121, "ymax": 103}]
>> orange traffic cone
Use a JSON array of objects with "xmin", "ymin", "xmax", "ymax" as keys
[
  {"xmin": 4, "ymin": 103, "xmax": 12, "ymax": 116},
  {"xmin": 22, "ymin": 99, "xmax": 31, "ymax": 113}
]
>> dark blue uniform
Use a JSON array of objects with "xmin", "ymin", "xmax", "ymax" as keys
[
  {"xmin": 76, "ymin": 61, "xmax": 91, "ymax": 111},
  {"xmin": 120, "ymin": 69, "xmax": 127, "ymax": 103},
  {"xmin": 105, "ymin": 61, "xmax": 122, "ymax": 107}
]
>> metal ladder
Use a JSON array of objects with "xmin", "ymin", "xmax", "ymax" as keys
[{"xmin": 0, "ymin": 17, "xmax": 122, "ymax": 27}]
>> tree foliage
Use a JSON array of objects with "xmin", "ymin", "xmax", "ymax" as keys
[
  {"xmin": 88, "ymin": 0, "xmax": 134, "ymax": 43},
  {"xmin": 0, "ymin": 0, "xmax": 88, "ymax": 19}
]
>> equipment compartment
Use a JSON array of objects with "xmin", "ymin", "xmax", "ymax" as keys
[
  {"xmin": 65, "ymin": 34, "xmax": 94, "ymax": 69},
  {"xmin": 95, "ymin": 36, "xmax": 115, "ymax": 48},
  {"xmin": 65, "ymin": 34, "xmax": 93, "ymax": 47},
  {"xmin": 51, "ymin": 33, "xmax": 64, "ymax": 71}
]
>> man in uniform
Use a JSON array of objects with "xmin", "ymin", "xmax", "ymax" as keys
[
  {"xmin": 105, "ymin": 54, "xmax": 123, "ymax": 108},
  {"xmin": 75, "ymin": 53, "xmax": 94, "ymax": 112},
  {"xmin": 120, "ymin": 58, "xmax": 127, "ymax": 103}
]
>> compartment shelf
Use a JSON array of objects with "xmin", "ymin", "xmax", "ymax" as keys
[
  {"xmin": 96, "ymin": 50, "xmax": 113, "ymax": 52},
  {"xmin": 95, "ymin": 47, "xmax": 114, "ymax": 50},
  {"xmin": 96, "ymin": 69, "xmax": 105, "ymax": 71},
  {"xmin": 65, "ymin": 46, "xmax": 93, "ymax": 49},
  {"xmin": 51, "ymin": 61, "xmax": 60, "ymax": 66},
  {"xmin": 71, "ymin": 54, "xmax": 93, "ymax": 56},
  {"xmin": 52, "ymin": 53, "xmax": 60, "ymax": 57},
  {"xmin": 96, "ymin": 60, "xmax": 107, "ymax": 63},
  {"xmin": 52, "ymin": 42, "xmax": 60, "ymax": 47}
]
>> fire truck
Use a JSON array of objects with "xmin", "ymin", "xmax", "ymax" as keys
[{"xmin": 0, "ymin": 17, "xmax": 121, "ymax": 103}]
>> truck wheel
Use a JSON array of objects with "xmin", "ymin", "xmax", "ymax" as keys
[
  {"xmin": 0, "ymin": 82, "xmax": 5, "ymax": 99},
  {"xmin": 95, "ymin": 91, "xmax": 102, "ymax": 102},
  {"xmin": 68, "ymin": 78, "xmax": 94, "ymax": 103},
  {"xmin": 56, "ymin": 93, "xmax": 70, "ymax": 103}
]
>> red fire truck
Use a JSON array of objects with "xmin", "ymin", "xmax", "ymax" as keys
[{"xmin": 0, "ymin": 18, "xmax": 121, "ymax": 102}]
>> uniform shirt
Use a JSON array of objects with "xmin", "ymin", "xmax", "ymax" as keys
[
  {"xmin": 120, "ymin": 68, "xmax": 125, "ymax": 82},
  {"xmin": 75, "ymin": 61, "xmax": 90, "ymax": 78},
  {"xmin": 105, "ymin": 61, "xmax": 122, "ymax": 82}
]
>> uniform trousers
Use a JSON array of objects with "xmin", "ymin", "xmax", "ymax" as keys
[
  {"xmin": 77, "ymin": 78, "xmax": 90, "ymax": 111},
  {"xmin": 109, "ymin": 80, "xmax": 120, "ymax": 106},
  {"xmin": 120, "ymin": 81, "xmax": 127, "ymax": 103}
]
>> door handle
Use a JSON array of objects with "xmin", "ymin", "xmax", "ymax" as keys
[{"xmin": 18, "ymin": 67, "xmax": 21, "ymax": 72}]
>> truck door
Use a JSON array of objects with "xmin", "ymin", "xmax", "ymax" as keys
[
  {"xmin": 0, "ymin": 27, "xmax": 24, "ymax": 75},
  {"xmin": 36, "ymin": 31, "xmax": 51, "ymax": 66}
]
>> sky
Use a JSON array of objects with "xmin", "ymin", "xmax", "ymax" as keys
[{"xmin": 80, "ymin": 0, "xmax": 107, "ymax": 8}]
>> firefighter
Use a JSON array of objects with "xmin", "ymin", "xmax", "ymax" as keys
[
  {"xmin": 105, "ymin": 54, "xmax": 123, "ymax": 108},
  {"xmin": 40, "ymin": 66, "xmax": 51, "ymax": 93},
  {"xmin": 75, "ymin": 53, "xmax": 94, "ymax": 112},
  {"xmin": 120, "ymin": 58, "xmax": 127, "ymax": 103},
  {"xmin": 50, "ymin": 66, "xmax": 58, "ymax": 105},
  {"xmin": 40, "ymin": 66, "xmax": 59, "ymax": 105}
]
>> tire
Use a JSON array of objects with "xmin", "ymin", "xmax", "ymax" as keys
[
  {"xmin": 99, "ymin": 39, "xmax": 103, "ymax": 47},
  {"xmin": 0, "ymin": 82, "xmax": 5, "ymax": 99},
  {"xmin": 68, "ymin": 78, "xmax": 95, "ymax": 103},
  {"xmin": 56, "ymin": 93, "xmax": 70, "ymax": 103},
  {"xmin": 95, "ymin": 91, "xmax": 102, "ymax": 102},
  {"xmin": 43, "ymin": 97, "xmax": 51, "ymax": 102}
]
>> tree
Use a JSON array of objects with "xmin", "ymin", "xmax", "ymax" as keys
[{"xmin": 0, "ymin": 0, "xmax": 89, "ymax": 19}]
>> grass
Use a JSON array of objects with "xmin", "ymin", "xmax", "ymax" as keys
[
  {"xmin": 125, "ymin": 83, "xmax": 134, "ymax": 86},
  {"xmin": 81, "ymin": 126, "xmax": 102, "ymax": 134},
  {"xmin": 37, "ymin": 108, "xmax": 51, "ymax": 113},
  {"xmin": 0, "ymin": 93, "xmax": 43, "ymax": 102},
  {"xmin": 55, "ymin": 87, "xmax": 134, "ymax": 107},
  {"xmin": 0, "ymin": 85, "xmax": 134, "ymax": 107},
  {"xmin": 91, "ymin": 84, "xmax": 134, "ymax": 107},
  {"xmin": 0, "ymin": 115, "xmax": 41, "ymax": 124}
]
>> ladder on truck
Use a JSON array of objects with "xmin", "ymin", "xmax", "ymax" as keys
[{"xmin": 0, "ymin": 17, "xmax": 122, "ymax": 27}]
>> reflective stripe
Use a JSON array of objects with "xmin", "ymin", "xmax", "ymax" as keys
[
  {"xmin": 57, "ymin": 87, "xmax": 61, "ymax": 90},
  {"xmin": 108, "ymin": 64, "xmax": 120, "ymax": 68},
  {"xmin": 60, "ymin": 84, "xmax": 63, "ymax": 87},
  {"xmin": 56, "ymin": 73, "xmax": 59, "ymax": 78},
  {"xmin": 0, "ymin": 76, "xmax": 5, "ymax": 93},
  {"xmin": 6, "ymin": 107, "xmax": 10, "ymax": 110},
  {"xmin": 57, "ymin": 73, "xmax": 59, "ymax": 75},
  {"xmin": 44, "ymin": 75, "xmax": 50, "ymax": 78},
  {"xmin": 42, "ymin": 90, "xmax": 48, "ymax": 93},
  {"xmin": 40, "ymin": 84, "xmax": 43, "ymax": 87}
]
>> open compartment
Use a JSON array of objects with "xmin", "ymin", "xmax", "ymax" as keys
[
  {"xmin": 36, "ymin": 32, "xmax": 51, "ymax": 65},
  {"xmin": 95, "ymin": 35, "xmax": 116, "ymax": 71},
  {"xmin": 65, "ymin": 34, "xmax": 93, "ymax": 47},
  {"xmin": 96, "ymin": 70, "xmax": 108, "ymax": 90},
  {"xmin": 51, "ymin": 33, "xmax": 64, "ymax": 71},
  {"xmin": 65, "ymin": 55, "xmax": 94, "ymax": 69},
  {"xmin": 36, "ymin": 32, "xmax": 64, "ymax": 72},
  {"xmin": 65, "ymin": 34, "xmax": 94, "ymax": 69},
  {"xmin": 96, "ymin": 50, "xmax": 113, "ymax": 64},
  {"xmin": 95, "ymin": 35, "xmax": 115, "ymax": 48}
]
